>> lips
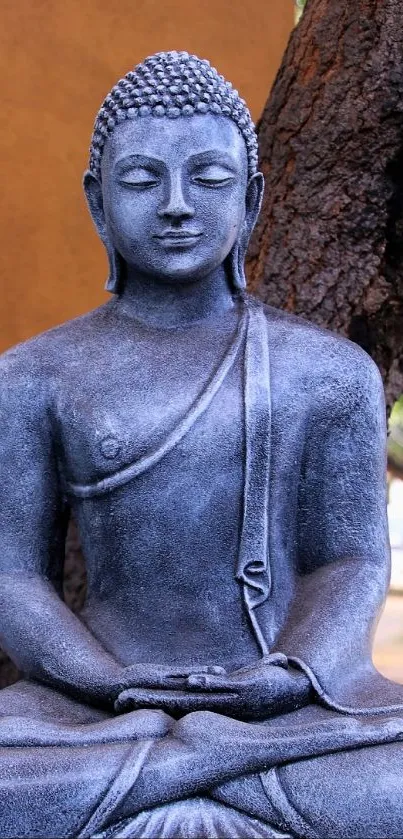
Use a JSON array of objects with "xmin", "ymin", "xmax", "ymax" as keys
[{"xmin": 154, "ymin": 230, "xmax": 202, "ymax": 241}]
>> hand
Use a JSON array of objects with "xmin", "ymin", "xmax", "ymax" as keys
[
  {"xmin": 186, "ymin": 658, "xmax": 313, "ymax": 719},
  {"xmin": 110, "ymin": 663, "xmax": 226, "ymax": 711},
  {"xmin": 114, "ymin": 656, "xmax": 312, "ymax": 720},
  {"xmin": 116, "ymin": 663, "xmax": 226, "ymax": 691}
]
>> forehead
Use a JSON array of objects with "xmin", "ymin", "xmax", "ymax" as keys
[{"xmin": 102, "ymin": 114, "xmax": 248, "ymax": 173}]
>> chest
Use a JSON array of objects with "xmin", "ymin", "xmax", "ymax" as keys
[{"xmin": 54, "ymin": 326, "xmax": 245, "ymax": 487}]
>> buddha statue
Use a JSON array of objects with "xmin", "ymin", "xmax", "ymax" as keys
[{"xmin": 0, "ymin": 50, "xmax": 403, "ymax": 839}]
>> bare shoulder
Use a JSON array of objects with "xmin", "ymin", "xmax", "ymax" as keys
[
  {"xmin": 0, "ymin": 303, "xmax": 113, "ymax": 412},
  {"xmin": 0, "ymin": 303, "xmax": 112, "ymax": 376},
  {"xmin": 257, "ymin": 298, "xmax": 384, "ymax": 410}
]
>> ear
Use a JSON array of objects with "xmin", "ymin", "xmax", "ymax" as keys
[
  {"xmin": 83, "ymin": 170, "xmax": 107, "ymax": 243},
  {"xmin": 227, "ymin": 172, "xmax": 264, "ymax": 292},
  {"xmin": 83, "ymin": 170, "xmax": 124, "ymax": 294},
  {"xmin": 244, "ymin": 172, "xmax": 264, "ymax": 240}
]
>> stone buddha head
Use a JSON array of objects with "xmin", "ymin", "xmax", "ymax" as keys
[{"xmin": 83, "ymin": 51, "xmax": 264, "ymax": 294}]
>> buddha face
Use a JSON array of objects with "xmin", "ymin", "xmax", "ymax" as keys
[{"xmin": 97, "ymin": 114, "xmax": 252, "ymax": 284}]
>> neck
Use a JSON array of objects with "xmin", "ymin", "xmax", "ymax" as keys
[{"xmin": 115, "ymin": 264, "xmax": 237, "ymax": 328}]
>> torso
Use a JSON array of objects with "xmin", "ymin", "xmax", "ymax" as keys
[
  {"xmin": 53, "ymin": 300, "xmax": 261, "ymax": 669},
  {"xmin": 4, "ymin": 295, "xmax": 359, "ymax": 670}
]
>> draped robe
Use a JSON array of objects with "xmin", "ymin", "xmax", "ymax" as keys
[{"xmin": 0, "ymin": 295, "xmax": 403, "ymax": 838}]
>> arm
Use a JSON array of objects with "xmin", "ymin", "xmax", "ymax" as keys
[
  {"xmin": 273, "ymin": 345, "xmax": 402, "ymax": 712},
  {"xmin": 0, "ymin": 354, "xmax": 229, "ymax": 708},
  {"xmin": 0, "ymin": 355, "xmax": 123, "ymax": 706}
]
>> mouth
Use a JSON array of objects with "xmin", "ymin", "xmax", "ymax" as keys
[{"xmin": 154, "ymin": 230, "xmax": 203, "ymax": 244}]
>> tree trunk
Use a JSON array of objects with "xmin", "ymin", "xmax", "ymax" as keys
[{"xmin": 247, "ymin": 0, "xmax": 403, "ymax": 408}]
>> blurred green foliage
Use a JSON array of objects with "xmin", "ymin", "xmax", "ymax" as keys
[
  {"xmin": 389, "ymin": 396, "xmax": 403, "ymax": 475},
  {"xmin": 295, "ymin": 0, "xmax": 307, "ymax": 24}
]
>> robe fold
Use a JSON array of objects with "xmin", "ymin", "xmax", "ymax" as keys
[{"xmin": 0, "ymin": 296, "xmax": 403, "ymax": 838}]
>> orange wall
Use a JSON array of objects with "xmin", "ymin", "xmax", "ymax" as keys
[{"xmin": 0, "ymin": 0, "xmax": 294, "ymax": 352}]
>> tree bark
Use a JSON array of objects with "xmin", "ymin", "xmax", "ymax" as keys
[{"xmin": 247, "ymin": 0, "xmax": 403, "ymax": 408}]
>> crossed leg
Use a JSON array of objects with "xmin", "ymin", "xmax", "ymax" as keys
[
  {"xmin": 213, "ymin": 742, "xmax": 403, "ymax": 839},
  {"xmin": 0, "ymin": 686, "xmax": 402, "ymax": 838}
]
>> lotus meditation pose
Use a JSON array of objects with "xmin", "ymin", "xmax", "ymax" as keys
[{"xmin": 1, "ymin": 51, "xmax": 403, "ymax": 839}]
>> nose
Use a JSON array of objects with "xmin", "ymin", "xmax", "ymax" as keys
[{"xmin": 157, "ymin": 170, "xmax": 194, "ymax": 221}]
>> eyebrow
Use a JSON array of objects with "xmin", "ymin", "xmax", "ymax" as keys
[
  {"xmin": 186, "ymin": 151, "xmax": 239, "ymax": 170},
  {"xmin": 114, "ymin": 150, "xmax": 239, "ymax": 176},
  {"xmin": 114, "ymin": 154, "xmax": 165, "ymax": 175}
]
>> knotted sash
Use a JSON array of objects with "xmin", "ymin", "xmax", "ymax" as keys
[{"xmin": 235, "ymin": 298, "xmax": 272, "ymax": 656}]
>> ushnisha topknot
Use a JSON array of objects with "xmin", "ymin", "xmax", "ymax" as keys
[{"xmin": 89, "ymin": 51, "xmax": 258, "ymax": 180}]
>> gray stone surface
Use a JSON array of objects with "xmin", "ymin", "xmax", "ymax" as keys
[{"xmin": 0, "ymin": 51, "xmax": 403, "ymax": 838}]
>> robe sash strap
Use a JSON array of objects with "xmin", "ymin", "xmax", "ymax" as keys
[{"xmin": 235, "ymin": 299, "xmax": 272, "ymax": 656}]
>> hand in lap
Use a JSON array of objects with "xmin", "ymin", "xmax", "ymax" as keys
[{"xmin": 114, "ymin": 655, "xmax": 312, "ymax": 719}]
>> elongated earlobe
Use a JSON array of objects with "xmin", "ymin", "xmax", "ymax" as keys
[
  {"xmin": 245, "ymin": 172, "xmax": 264, "ymax": 236},
  {"xmin": 228, "ymin": 233, "xmax": 248, "ymax": 291},
  {"xmin": 83, "ymin": 170, "xmax": 124, "ymax": 294},
  {"xmin": 228, "ymin": 172, "xmax": 264, "ymax": 291},
  {"xmin": 105, "ymin": 247, "xmax": 125, "ymax": 294},
  {"xmin": 83, "ymin": 171, "xmax": 107, "ymax": 241}
]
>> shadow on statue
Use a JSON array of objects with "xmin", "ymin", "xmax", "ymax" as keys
[{"xmin": 0, "ymin": 51, "xmax": 403, "ymax": 839}]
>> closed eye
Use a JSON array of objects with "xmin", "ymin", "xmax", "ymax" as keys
[
  {"xmin": 118, "ymin": 167, "xmax": 161, "ymax": 190},
  {"xmin": 119, "ymin": 177, "xmax": 160, "ymax": 190},
  {"xmin": 192, "ymin": 175, "xmax": 235, "ymax": 188},
  {"xmin": 191, "ymin": 163, "xmax": 237, "ymax": 189}
]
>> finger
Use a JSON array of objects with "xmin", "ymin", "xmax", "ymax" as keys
[
  {"xmin": 120, "ymin": 673, "xmax": 187, "ymax": 690},
  {"xmin": 206, "ymin": 666, "xmax": 227, "ymax": 675},
  {"xmin": 115, "ymin": 688, "xmax": 236, "ymax": 713},
  {"xmin": 148, "ymin": 676, "xmax": 189, "ymax": 689},
  {"xmin": 261, "ymin": 653, "xmax": 289, "ymax": 669},
  {"xmin": 165, "ymin": 665, "xmax": 227, "ymax": 678},
  {"xmin": 186, "ymin": 674, "xmax": 238, "ymax": 691},
  {"xmin": 144, "ymin": 669, "xmax": 228, "ymax": 689}
]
